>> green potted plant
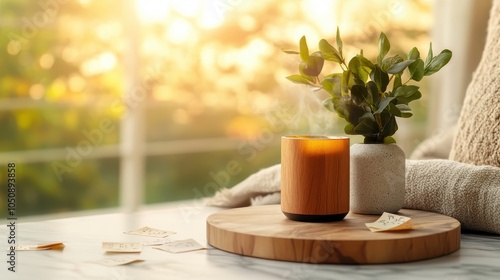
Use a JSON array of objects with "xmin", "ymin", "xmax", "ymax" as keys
[{"xmin": 285, "ymin": 28, "xmax": 452, "ymax": 214}]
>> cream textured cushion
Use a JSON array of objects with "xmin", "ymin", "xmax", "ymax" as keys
[
  {"xmin": 449, "ymin": 0, "xmax": 500, "ymax": 167},
  {"xmin": 410, "ymin": 126, "xmax": 456, "ymax": 160},
  {"xmin": 404, "ymin": 160, "xmax": 500, "ymax": 234}
]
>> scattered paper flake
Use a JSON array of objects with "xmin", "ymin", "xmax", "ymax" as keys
[
  {"xmin": 16, "ymin": 242, "xmax": 65, "ymax": 251},
  {"xmin": 102, "ymin": 242, "xmax": 142, "ymax": 253},
  {"xmin": 152, "ymin": 238, "xmax": 205, "ymax": 253},
  {"xmin": 141, "ymin": 238, "xmax": 170, "ymax": 246},
  {"xmin": 90, "ymin": 256, "xmax": 144, "ymax": 266},
  {"xmin": 365, "ymin": 212, "xmax": 413, "ymax": 232},
  {"xmin": 124, "ymin": 226, "xmax": 176, "ymax": 238},
  {"xmin": 16, "ymin": 245, "xmax": 49, "ymax": 251}
]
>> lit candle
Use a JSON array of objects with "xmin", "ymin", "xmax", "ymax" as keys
[{"xmin": 281, "ymin": 136, "xmax": 350, "ymax": 222}]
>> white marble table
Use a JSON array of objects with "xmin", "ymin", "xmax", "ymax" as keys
[{"xmin": 1, "ymin": 200, "xmax": 500, "ymax": 280}]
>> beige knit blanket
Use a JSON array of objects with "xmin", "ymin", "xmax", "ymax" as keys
[{"xmin": 205, "ymin": 160, "xmax": 500, "ymax": 235}]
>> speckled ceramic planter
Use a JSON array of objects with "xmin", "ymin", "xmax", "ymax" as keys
[{"xmin": 350, "ymin": 143, "xmax": 405, "ymax": 214}]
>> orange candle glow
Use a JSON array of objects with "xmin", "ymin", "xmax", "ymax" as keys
[{"xmin": 281, "ymin": 136, "xmax": 350, "ymax": 222}]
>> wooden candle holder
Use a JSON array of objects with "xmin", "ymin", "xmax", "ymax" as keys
[{"xmin": 281, "ymin": 136, "xmax": 349, "ymax": 222}]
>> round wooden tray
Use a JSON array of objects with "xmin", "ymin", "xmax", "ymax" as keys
[{"xmin": 206, "ymin": 205, "xmax": 460, "ymax": 264}]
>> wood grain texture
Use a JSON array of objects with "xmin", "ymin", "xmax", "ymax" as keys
[
  {"xmin": 206, "ymin": 205, "xmax": 461, "ymax": 264},
  {"xmin": 281, "ymin": 136, "xmax": 350, "ymax": 216}
]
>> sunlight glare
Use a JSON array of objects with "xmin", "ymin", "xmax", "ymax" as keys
[
  {"xmin": 135, "ymin": 0, "xmax": 170, "ymax": 23},
  {"xmin": 68, "ymin": 75, "xmax": 86, "ymax": 92},
  {"xmin": 303, "ymin": 0, "xmax": 337, "ymax": 34},
  {"xmin": 237, "ymin": 38, "xmax": 273, "ymax": 73},
  {"xmin": 166, "ymin": 19, "xmax": 195, "ymax": 44},
  {"xmin": 29, "ymin": 84, "xmax": 45, "ymax": 100},
  {"xmin": 198, "ymin": 10, "xmax": 224, "ymax": 29},
  {"xmin": 136, "ymin": 0, "xmax": 232, "ymax": 29},
  {"xmin": 171, "ymin": 0, "xmax": 200, "ymax": 18},
  {"xmin": 78, "ymin": 0, "xmax": 91, "ymax": 6},
  {"xmin": 81, "ymin": 52, "xmax": 117, "ymax": 76},
  {"xmin": 39, "ymin": 53, "xmax": 55, "ymax": 69},
  {"xmin": 198, "ymin": 0, "xmax": 228, "ymax": 29}
]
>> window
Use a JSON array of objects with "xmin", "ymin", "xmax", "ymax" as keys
[{"xmin": 1, "ymin": 0, "xmax": 443, "ymax": 217}]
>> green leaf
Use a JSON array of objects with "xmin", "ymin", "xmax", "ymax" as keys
[
  {"xmin": 383, "ymin": 136, "xmax": 396, "ymax": 144},
  {"xmin": 350, "ymin": 84, "xmax": 369, "ymax": 105},
  {"xmin": 326, "ymin": 72, "xmax": 349, "ymax": 96},
  {"xmin": 388, "ymin": 102, "xmax": 412, "ymax": 118},
  {"xmin": 323, "ymin": 98, "xmax": 336, "ymax": 112},
  {"xmin": 380, "ymin": 115, "xmax": 398, "ymax": 140},
  {"xmin": 344, "ymin": 123, "xmax": 355, "ymax": 135},
  {"xmin": 377, "ymin": 32, "xmax": 390, "ymax": 65},
  {"xmin": 321, "ymin": 75, "xmax": 342, "ymax": 98},
  {"xmin": 424, "ymin": 42, "xmax": 433, "ymax": 68},
  {"xmin": 394, "ymin": 85, "xmax": 421, "ymax": 104},
  {"xmin": 345, "ymin": 101, "xmax": 365, "ymax": 125},
  {"xmin": 299, "ymin": 35, "xmax": 309, "ymax": 62},
  {"xmin": 334, "ymin": 97, "xmax": 351, "ymax": 120},
  {"xmin": 395, "ymin": 103, "xmax": 411, "ymax": 111},
  {"xmin": 282, "ymin": 50, "xmax": 299, "ymax": 54},
  {"xmin": 370, "ymin": 66, "xmax": 390, "ymax": 92},
  {"xmin": 319, "ymin": 39, "xmax": 342, "ymax": 63},
  {"xmin": 348, "ymin": 56, "xmax": 370, "ymax": 83},
  {"xmin": 301, "ymin": 52, "xmax": 324, "ymax": 76},
  {"xmin": 387, "ymin": 59, "xmax": 416, "ymax": 74},
  {"xmin": 357, "ymin": 54, "xmax": 375, "ymax": 70},
  {"xmin": 424, "ymin": 49, "xmax": 452, "ymax": 76},
  {"xmin": 408, "ymin": 58, "xmax": 425, "ymax": 81},
  {"xmin": 400, "ymin": 91, "xmax": 421, "ymax": 104},
  {"xmin": 342, "ymin": 70, "xmax": 355, "ymax": 93},
  {"xmin": 286, "ymin": 75, "xmax": 313, "ymax": 85},
  {"xmin": 366, "ymin": 81, "xmax": 380, "ymax": 106},
  {"xmin": 336, "ymin": 27, "xmax": 343, "ymax": 58},
  {"xmin": 392, "ymin": 74, "xmax": 402, "ymax": 92},
  {"xmin": 374, "ymin": 96, "xmax": 396, "ymax": 114},
  {"xmin": 394, "ymin": 85, "xmax": 419, "ymax": 97},
  {"xmin": 381, "ymin": 55, "xmax": 403, "ymax": 72},
  {"xmin": 395, "ymin": 104, "xmax": 413, "ymax": 118},
  {"xmin": 408, "ymin": 47, "xmax": 420, "ymax": 60},
  {"xmin": 354, "ymin": 117, "xmax": 379, "ymax": 136},
  {"xmin": 298, "ymin": 62, "xmax": 316, "ymax": 83},
  {"xmin": 388, "ymin": 102, "xmax": 401, "ymax": 116},
  {"xmin": 360, "ymin": 112, "xmax": 375, "ymax": 121}
]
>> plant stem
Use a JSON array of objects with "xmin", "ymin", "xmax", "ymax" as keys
[
  {"xmin": 341, "ymin": 61, "xmax": 348, "ymax": 71},
  {"xmin": 375, "ymin": 113, "xmax": 384, "ymax": 136}
]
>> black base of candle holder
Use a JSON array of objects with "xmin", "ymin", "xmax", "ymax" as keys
[{"xmin": 282, "ymin": 211, "xmax": 348, "ymax": 223}]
